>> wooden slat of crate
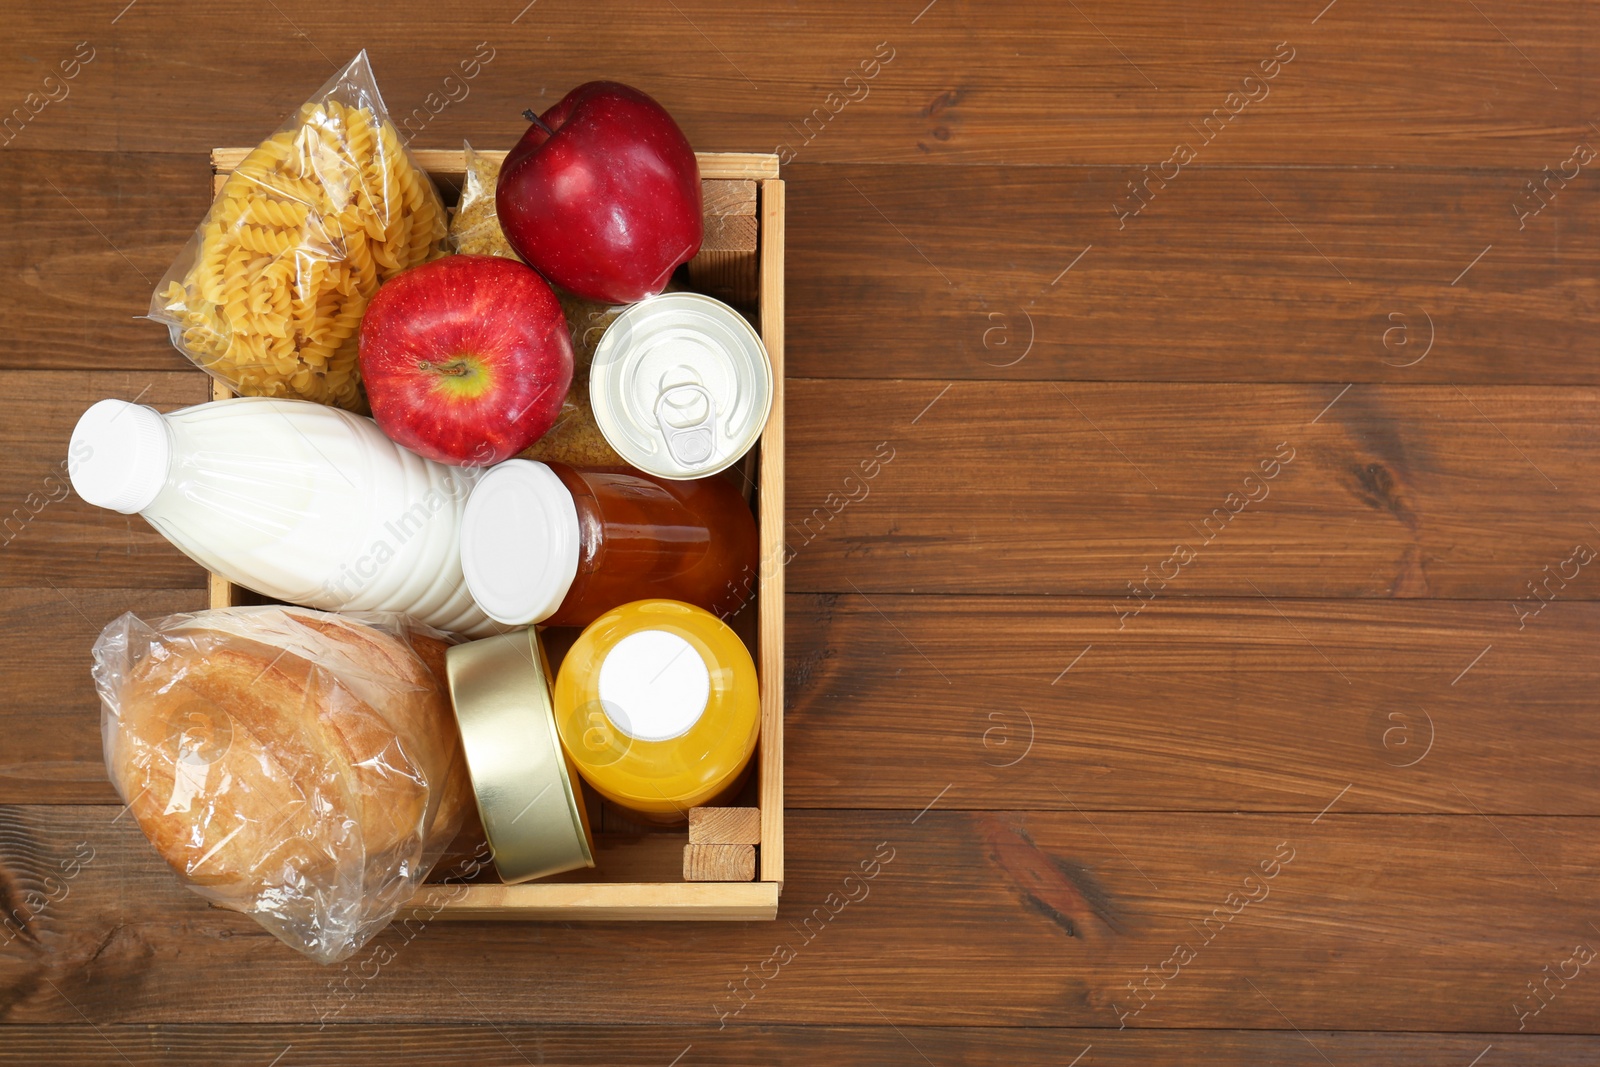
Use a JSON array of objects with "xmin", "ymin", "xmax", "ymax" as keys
[
  {"xmin": 756, "ymin": 178, "xmax": 784, "ymax": 885},
  {"xmin": 702, "ymin": 213, "xmax": 758, "ymax": 252},
  {"xmin": 689, "ymin": 806, "xmax": 761, "ymax": 844},
  {"xmin": 702, "ymin": 178, "xmax": 757, "ymax": 216},
  {"xmin": 412, "ymin": 880, "xmax": 777, "ymax": 921},
  {"xmin": 683, "ymin": 843, "xmax": 756, "ymax": 882},
  {"xmin": 687, "ymin": 250, "xmax": 760, "ymax": 307}
]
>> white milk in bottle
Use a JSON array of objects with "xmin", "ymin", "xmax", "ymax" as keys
[{"xmin": 69, "ymin": 396, "xmax": 494, "ymax": 636}]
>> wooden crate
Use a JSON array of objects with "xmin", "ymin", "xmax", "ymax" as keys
[{"xmin": 206, "ymin": 148, "xmax": 785, "ymax": 921}]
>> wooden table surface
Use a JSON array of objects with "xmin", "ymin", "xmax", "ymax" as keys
[{"xmin": 4, "ymin": 1, "xmax": 1598, "ymax": 1063}]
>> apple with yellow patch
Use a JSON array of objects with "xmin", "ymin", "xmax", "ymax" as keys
[{"xmin": 359, "ymin": 255, "xmax": 574, "ymax": 467}]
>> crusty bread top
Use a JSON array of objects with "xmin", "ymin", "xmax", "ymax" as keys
[{"xmin": 109, "ymin": 608, "xmax": 468, "ymax": 892}]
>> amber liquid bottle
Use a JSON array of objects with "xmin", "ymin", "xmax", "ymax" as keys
[{"xmin": 459, "ymin": 459, "xmax": 758, "ymax": 629}]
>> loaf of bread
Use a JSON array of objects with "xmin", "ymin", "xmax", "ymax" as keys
[{"xmin": 92, "ymin": 606, "xmax": 470, "ymax": 963}]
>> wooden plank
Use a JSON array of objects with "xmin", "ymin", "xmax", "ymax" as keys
[
  {"xmin": 9, "ymin": 155, "xmax": 1597, "ymax": 383},
  {"xmin": 703, "ymin": 178, "xmax": 758, "ymax": 216},
  {"xmin": 758, "ymin": 180, "xmax": 786, "ymax": 885},
  {"xmin": 784, "ymin": 381, "xmax": 1599, "ymax": 599},
  {"xmin": 683, "ymin": 843, "xmax": 757, "ymax": 881},
  {"xmin": 687, "ymin": 153, "xmax": 780, "ymax": 181},
  {"xmin": 687, "ymin": 248, "xmax": 760, "ymax": 306},
  {"xmin": 701, "ymin": 212, "xmax": 758, "ymax": 252},
  {"xmin": 690, "ymin": 807, "xmax": 762, "ymax": 844},
  {"xmin": 0, "ymin": 589, "xmax": 205, "ymax": 805},
  {"xmin": 413, "ymin": 881, "xmax": 775, "ymax": 920},
  {"xmin": 47, "ymin": 381, "xmax": 1573, "ymax": 613},
  {"xmin": 7, "ymin": 3, "xmax": 1594, "ymax": 165},
  {"xmin": 0, "ymin": 371, "xmax": 210, "ymax": 588},
  {"xmin": 6, "ymin": 805, "xmax": 1600, "ymax": 1031},
  {"xmin": 0, "ymin": 152, "xmax": 212, "ymax": 373},
  {"xmin": 14, "ymin": 594, "xmax": 1598, "ymax": 815},
  {"xmin": 0, "ymin": 1026, "xmax": 1593, "ymax": 1066},
  {"xmin": 457, "ymin": 832, "xmax": 685, "ymax": 885},
  {"xmin": 785, "ymin": 162, "xmax": 1600, "ymax": 382},
  {"xmin": 783, "ymin": 596, "xmax": 1600, "ymax": 814}
]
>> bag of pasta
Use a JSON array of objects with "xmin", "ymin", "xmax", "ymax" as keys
[{"xmin": 151, "ymin": 51, "xmax": 446, "ymax": 411}]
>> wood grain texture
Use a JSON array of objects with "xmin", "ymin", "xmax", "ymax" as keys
[
  {"xmin": 784, "ymin": 381, "xmax": 1597, "ymax": 598},
  {"xmin": 411, "ymin": 881, "xmax": 777, "ymax": 921},
  {"xmin": 786, "ymin": 162, "xmax": 1600, "ymax": 382},
  {"xmin": 758, "ymin": 180, "xmax": 787, "ymax": 885},
  {"xmin": 0, "ymin": 1025, "xmax": 1594, "ymax": 1066},
  {"xmin": 3, "ymin": 805, "xmax": 1600, "ymax": 1032},
  {"xmin": 9, "ymin": 154, "xmax": 1595, "ymax": 383},
  {"xmin": 690, "ymin": 807, "xmax": 763, "ymax": 844},
  {"xmin": 687, "ymin": 248, "xmax": 761, "ymax": 307},
  {"xmin": 702, "ymin": 178, "xmax": 758, "ymax": 216},
  {"xmin": 1, "ymin": 372, "xmax": 209, "ymax": 589},
  {"xmin": 683, "ymin": 843, "xmax": 758, "ymax": 882},
  {"xmin": 0, "ymin": 588, "xmax": 203, "ymax": 806},
  {"xmin": 0, "ymin": 152, "xmax": 208, "ymax": 374},
  {"xmin": 15, "ymin": 594, "xmax": 1597, "ymax": 815},
  {"xmin": 3, "ymin": 2, "xmax": 1594, "ymax": 164},
  {"xmin": 4, "ymin": 0, "xmax": 1597, "ymax": 1054},
  {"xmin": 783, "ymin": 595, "xmax": 1600, "ymax": 814},
  {"xmin": 702, "ymin": 211, "xmax": 759, "ymax": 252}
]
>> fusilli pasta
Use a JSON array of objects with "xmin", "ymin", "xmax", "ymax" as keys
[{"xmin": 155, "ymin": 98, "xmax": 445, "ymax": 410}]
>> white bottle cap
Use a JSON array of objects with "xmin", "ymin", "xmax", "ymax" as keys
[
  {"xmin": 596, "ymin": 629, "xmax": 710, "ymax": 742},
  {"xmin": 459, "ymin": 459, "xmax": 581, "ymax": 626},
  {"xmin": 68, "ymin": 399, "xmax": 172, "ymax": 515}
]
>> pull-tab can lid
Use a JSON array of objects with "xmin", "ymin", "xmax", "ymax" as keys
[{"xmin": 590, "ymin": 293, "xmax": 772, "ymax": 480}]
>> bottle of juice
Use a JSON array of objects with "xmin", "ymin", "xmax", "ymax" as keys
[
  {"xmin": 68, "ymin": 396, "xmax": 493, "ymax": 636},
  {"xmin": 552, "ymin": 599, "xmax": 759, "ymax": 823},
  {"xmin": 458, "ymin": 459, "xmax": 758, "ymax": 628}
]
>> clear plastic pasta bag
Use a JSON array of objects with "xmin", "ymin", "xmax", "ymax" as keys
[
  {"xmin": 149, "ymin": 51, "xmax": 447, "ymax": 411},
  {"xmin": 447, "ymin": 141, "xmax": 517, "ymax": 259},
  {"xmin": 91, "ymin": 606, "xmax": 471, "ymax": 964}
]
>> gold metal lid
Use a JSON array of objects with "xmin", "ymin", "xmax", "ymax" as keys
[{"xmin": 445, "ymin": 628, "xmax": 595, "ymax": 884}]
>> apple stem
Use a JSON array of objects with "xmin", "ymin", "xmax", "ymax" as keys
[
  {"xmin": 522, "ymin": 108, "xmax": 554, "ymax": 137},
  {"xmin": 418, "ymin": 360, "xmax": 473, "ymax": 378}
]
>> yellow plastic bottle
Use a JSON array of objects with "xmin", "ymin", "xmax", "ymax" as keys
[{"xmin": 552, "ymin": 599, "xmax": 760, "ymax": 823}]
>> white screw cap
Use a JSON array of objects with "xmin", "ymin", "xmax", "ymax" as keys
[
  {"xmin": 68, "ymin": 399, "xmax": 171, "ymax": 515},
  {"xmin": 459, "ymin": 459, "xmax": 582, "ymax": 626}
]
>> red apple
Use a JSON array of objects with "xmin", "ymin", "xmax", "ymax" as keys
[
  {"xmin": 496, "ymin": 81, "xmax": 703, "ymax": 304},
  {"xmin": 358, "ymin": 255, "xmax": 573, "ymax": 467}
]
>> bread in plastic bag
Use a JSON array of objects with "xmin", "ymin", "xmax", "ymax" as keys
[
  {"xmin": 91, "ymin": 605, "xmax": 471, "ymax": 964},
  {"xmin": 150, "ymin": 51, "xmax": 447, "ymax": 411}
]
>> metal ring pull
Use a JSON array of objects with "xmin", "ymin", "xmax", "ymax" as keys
[{"xmin": 653, "ymin": 381, "xmax": 717, "ymax": 466}]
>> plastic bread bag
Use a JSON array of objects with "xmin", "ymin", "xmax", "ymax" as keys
[
  {"xmin": 150, "ymin": 51, "xmax": 447, "ymax": 411},
  {"xmin": 91, "ymin": 606, "xmax": 472, "ymax": 964}
]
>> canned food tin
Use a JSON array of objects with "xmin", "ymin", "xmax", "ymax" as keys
[
  {"xmin": 444, "ymin": 628, "xmax": 594, "ymax": 884},
  {"xmin": 589, "ymin": 293, "xmax": 773, "ymax": 480}
]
